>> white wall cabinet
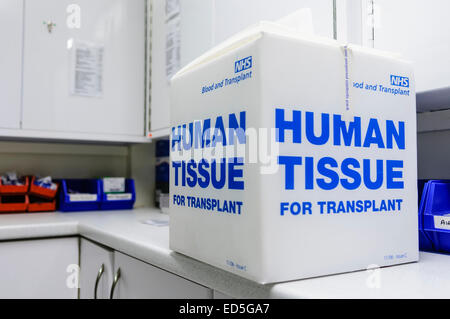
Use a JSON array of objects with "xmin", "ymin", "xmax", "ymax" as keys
[
  {"xmin": 149, "ymin": 0, "xmax": 336, "ymax": 134},
  {"xmin": 22, "ymin": 0, "xmax": 146, "ymax": 137},
  {"xmin": 79, "ymin": 238, "xmax": 114, "ymax": 299},
  {"xmin": 0, "ymin": 0, "xmax": 148, "ymax": 143},
  {"xmin": 0, "ymin": 0, "xmax": 23, "ymax": 129},
  {"xmin": 112, "ymin": 251, "xmax": 213, "ymax": 299},
  {"xmin": 0, "ymin": 238, "xmax": 79, "ymax": 299}
]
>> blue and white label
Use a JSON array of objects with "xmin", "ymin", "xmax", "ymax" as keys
[
  {"xmin": 352, "ymin": 74, "xmax": 411, "ymax": 97},
  {"xmin": 171, "ymin": 107, "xmax": 407, "ymax": 218},
  {"xmin": 390, "ymin": 75, "xmax": 410, "ymax": 88},
  {"xmin": 275, "ymin": 108, "xmax": 405, "ymax": 191},
  {"xmin": 201, "ymin": 57, "xmax": 253, "ymax": 94},
  {"xmin": 235, "ymin": 56, "xmax": 252, "ymax": 73},
  {"xmin": 434, "ymin": 215, "xmax": 450, "ymax": 230}
]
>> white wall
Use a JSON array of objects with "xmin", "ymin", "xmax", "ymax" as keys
[{"xmin": 130, "ymin": 142, "xmax": 155, "ymax": 208}]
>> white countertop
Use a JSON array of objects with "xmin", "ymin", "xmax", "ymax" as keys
[{"xmin": 0, "ymin": 208, "xmax": 449, "ymax": 299}]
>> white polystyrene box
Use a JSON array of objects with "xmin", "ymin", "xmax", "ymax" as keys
[{"xmin": 169, "ymin": 22, "xmax": 418, "ymax": 284}]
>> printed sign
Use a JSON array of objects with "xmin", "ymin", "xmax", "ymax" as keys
[{"xmin": 70, "ymin": 41, "xmax": 104, "ymax": 97}]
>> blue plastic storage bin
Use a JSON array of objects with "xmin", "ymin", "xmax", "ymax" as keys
[
  {"xmin": 418, "ymin": 180, "xmax": 434, "ymax": 251},
  {"xmin": 100, "ymin": 179, "xmax": 135, "ymax": 210},
  {"xmin": 59, "ymin": 179, "xmax": 101, "ymax": 212},
  {"xmin": 156, "ymin": 139, "xmax": 170, "ymax": 157},
  {"xmin": 418, "ymin": 180, "xmax": 450, "ymax": 253}
]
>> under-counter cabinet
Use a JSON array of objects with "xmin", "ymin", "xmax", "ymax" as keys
[
  {"xmin": 213, "ymin": 291, "xmax": 232, "ymax": 299},
  {"xmin": 80, "ymin": 239, "xmax": 213, "ymax": 299},
  {"xmin": 112, "ymin": 252, "xmax": 212, "ymax": 299},
  {"xmin": 0, "ymin": 238, "xmax": 79, "ymax": 299},
  {"xmin": 0, "ymin": 237, "xmax": 212, "ymax": 299},
  {"xmin": 0, "ymin": 0, "xmax": 23, "ymax": 129}
]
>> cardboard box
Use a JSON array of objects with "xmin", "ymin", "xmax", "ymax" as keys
[{"xmin": 169, "ymin": 22, "xmax": 418, "ymax": 284}]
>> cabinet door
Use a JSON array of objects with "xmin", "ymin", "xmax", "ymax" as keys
[
  {"xmin": 213, "ymin": 290, "xmax": 232, "ymax": 299},
  {"xmin": 150, "ymin": 0, "xmax": 335, "ymax": 133},
  {"xmin": 112, "ymin": 252, "xmax": 212, "ymax": 299},
  {"xmin": 149, "ymin": 0, "xmax": 168, "ymax": 133},
  {"xmin": 371, "ymin": 0, "xmax": 450, "ymax": 93},
  {"xmin": 0, "ymin": 0, "xmax": 23, "ymax": 129},
  {"xmin": 22, "ymin": 0, "xmax": 145, "ymax": 137},
  {"xmin": 80, "ymin": 238, "xmax": 114, "ymax": 299},
  {"xmin": 0, "ymin": 238, "xmax": 78, "ymax": 299}
]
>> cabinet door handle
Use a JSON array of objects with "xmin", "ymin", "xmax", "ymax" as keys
[
  {"xmin": 110, "ymin": 268, "xmax": 121, "ymax": 299},
  {"xmin": 94, "ymin": 264, "xmax": 105, "ymax": 299},
  {"xmin": 42, "ymin": 20, "xmax": 56, "ymax": 33}
]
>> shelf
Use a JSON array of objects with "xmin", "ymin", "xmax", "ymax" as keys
[
  {"xmin": 148, "ymin": 127, "xmax": 170, "ymax": 140},
  {"xmin": 417, "ymin": 86, "xmax": 450, "ymax": 113},
  {"xmin": 417, "ymin": 109, "xmax": 450, "ymax": 133},
  {"xmin": 0, "ymin": 128, "xmax": 151, "ymax": 145}
]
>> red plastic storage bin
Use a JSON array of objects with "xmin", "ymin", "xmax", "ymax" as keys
[
  {"xmin": 0, "ymin": 195, "xmax": 29, "ymax": 213},
  {"xmin": 0, "ymin": 176, "xmax": 29, "ymax": 195},
  {"xmin": 28, "ymin": 196, "xmax": 56, "ymax": 213},
  {"xmin": 29, "ymin": 177, "xmax": 58, "ymax": 199}
]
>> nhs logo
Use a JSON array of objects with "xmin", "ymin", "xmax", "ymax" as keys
[
  {"xmin": 235, "ymin": 56, "xmax": 252, "ymax": 73},
  {"xmin": 390, "ymin": 75, "xmax": 410, "ymax": 88}
]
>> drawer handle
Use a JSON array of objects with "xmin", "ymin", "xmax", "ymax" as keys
[
  {"xmin": 110, "ymin": 268, "xmax": 121, "ymax": 299},
  {"xmin": 94, "ymin": 264, "xmax": 105, "ymax": 299}
]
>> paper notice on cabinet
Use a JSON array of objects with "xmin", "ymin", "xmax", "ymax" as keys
[
  {"xmin": 70, "ymin": 41, "xmax": 104, "ymax": 97},
  {"xmin": 166, "ymin": 16, "xmax": 181, "ymax": 82}
]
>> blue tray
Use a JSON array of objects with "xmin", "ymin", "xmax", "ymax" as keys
[
  {"xmin": 59, "ymin": 179, "xmax": 101, "ymax": 212},
  {"xmin": 418, "ymin": 180, "xmax": 450, "ymax": 253},
  {"xmin": 418, "ymin": 180, "xmax": 434, "ymax": 251},
  {"xmin": 100, "ymin": 179, "xmax": 136, "ymax": 210}
]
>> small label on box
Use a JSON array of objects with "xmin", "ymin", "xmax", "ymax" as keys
[
  {"xmin": 69, "ymin": 194, "xmax": 98, "ymax": 202},
  {"xmin": 434, "ymin": 216, "xmax": 450, "ymax": 230},
  {"xmin": 107, "ymin": 193, "xmax": 132, "ymax": 201},
  {"xmin": 103, "ymin": 178, "xmax": 125, "ymax": 193}
]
